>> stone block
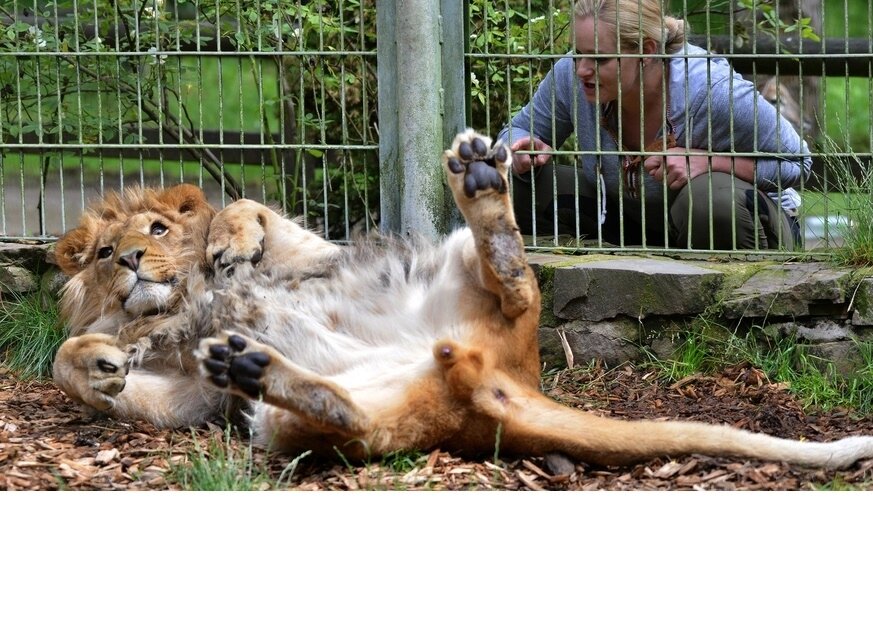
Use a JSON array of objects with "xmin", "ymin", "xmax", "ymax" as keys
[
  {"xmin": 851, "ymin": 277, "xmax": 873, "ymax": 326},
  {"xmin": 721, "ymin": 263, "xmax": 853, "ymax": 319},
  {"xmin": 0, "ymin": 263, "xmax": 38, "ymax": 294},
  {"xmin": 540, "ymin": 318, "xmax": 644, "ymax": 369},
  {"xmin": 552, "ymin": 257, "xmax": 723, "ymax": 321}
]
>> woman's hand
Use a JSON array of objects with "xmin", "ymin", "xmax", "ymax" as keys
[
  {"xmin": 642, "ymin": 147, "xmax": 710, "ymax": 190},
  {"xmin": 643, "ymin": 149, "xmax": 758, "ymax": 190},
  {"xmin": 509, "ymin": 136, "xmax": 553, "ymax": 175}
]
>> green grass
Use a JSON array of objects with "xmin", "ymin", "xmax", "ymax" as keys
[
  {"xmin": 380, "ymin": 449, "xmax": 428, "ymax": 474},
  {"xmin": 811, "ymin": 475, "xmax": 873, "ymax": 491},
  {"xmin": 820, "ymin": 0, "xmax": 873, "ymax": 151},
  {"xmin": 0, "ymin": 287, "xmax": 67, "ymax": 379},
  {"xmin": 168, "ymin": 427, "xmax": 310, "ymax": 491},
  {"xmin": 813, "ymin": 135, "xmax": 873, "ymax": 266},
  {"xmin": 644, "ymin": 320, "xmax": 873, "ymax": 416}
]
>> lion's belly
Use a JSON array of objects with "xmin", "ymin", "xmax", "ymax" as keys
[{"xmin": 210, "ymin": 231, "xmax": 481, "ymax": 384}]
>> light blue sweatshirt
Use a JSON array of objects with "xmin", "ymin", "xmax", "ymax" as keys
[{"xmin": 497, "ymin": 43, "xmax": 812, "ymax": 217}]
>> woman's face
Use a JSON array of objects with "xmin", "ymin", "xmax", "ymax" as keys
[{"xmin": 573, "ymin": 16, "xmax": 639, "ymax": 105}]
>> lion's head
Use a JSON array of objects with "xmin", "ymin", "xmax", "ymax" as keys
[{"xmin": 54, "ymin": 184, "xmax": 216, "ymax": 336}]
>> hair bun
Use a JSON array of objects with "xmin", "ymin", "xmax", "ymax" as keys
[{"xmin": 663, "ymin": 16, "xmax": 687, "ymax": 51}]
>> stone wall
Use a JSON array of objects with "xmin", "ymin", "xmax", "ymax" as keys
[
  {"xmin": 4, "ymin": 242, "xmax": 872, "ymax": 375},
  {"xmin": 531, "ymin": 254, "xmax": 873, "ymax": 374},
  {"xmin": 0, "ymin": 241, "xmax": 58, "ymax": 296}
]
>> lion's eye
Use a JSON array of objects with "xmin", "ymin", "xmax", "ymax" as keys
[
  {"xmin": 150, "ymin": 222, "xmax": 168, "ymax": 236},
  {"xmin": 97, "ymin": 246, "xmax": 113, "ymax": 259}
]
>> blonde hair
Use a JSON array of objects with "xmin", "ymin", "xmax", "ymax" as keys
[{"xmin": 574, "ymin": 0, "xmax": 686, "ymax": 53}]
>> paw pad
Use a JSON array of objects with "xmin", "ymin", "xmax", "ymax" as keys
[
  {"xmin": 446, "ymin": 132, "xmax": 508, "ymax": 198},
  {"xmin": 203, "ymin": 335, "xmax": 270, "ymax": 398}
]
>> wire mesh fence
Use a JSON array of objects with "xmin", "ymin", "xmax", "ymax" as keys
[
  {"xmin": 1, "ymin": 0, "xmax": 871, "ymax": 256},
  {"xmin": 468, "ymin": 0, "xmax": 873, "ymax": 254},
  {"xmin": 0, "ymin": 0, "xmax": 378, "ymax": 240}
]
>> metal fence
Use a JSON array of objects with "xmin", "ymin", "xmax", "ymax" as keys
[
  {"xmin": 1, "ymin": 1, "xmax": 871, "ymax": 255},
  {"xmin": 1, "ymin": 0, "xmax": 378, "ymax": 241}
]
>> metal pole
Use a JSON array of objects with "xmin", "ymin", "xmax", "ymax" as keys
[
  {"xmin": 376, "ymin": 1, "xmax": 400, "ymax": 234},
  {"xmin": 441, "ymin": 0, "xmax": 469, "ymax": 230},
  {"xmin": 378, "ymin": 0, "xmax": 454, "ymax": 238}
]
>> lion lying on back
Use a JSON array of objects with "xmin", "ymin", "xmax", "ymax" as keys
[{"xmin": 52, "ymin": 129, "xmax": 873, "ymax": 468}]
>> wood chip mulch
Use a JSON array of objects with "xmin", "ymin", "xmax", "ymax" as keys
[{"xmin": 3, "ymin": 363, "xmax": 873, "ymax": 491}]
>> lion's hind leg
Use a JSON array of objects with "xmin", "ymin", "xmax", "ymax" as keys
[
  {"xmin": 442, "ymin": 129, "xmax": 535, "ymax": 319},
  {"xmin": 197, "ymin": 332, "xmax": 369, "ymax": 437}
]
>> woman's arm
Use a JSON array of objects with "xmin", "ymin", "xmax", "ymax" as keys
[
  {"xmin": 687, "ymin": 72, "xmax": 812, "ymax": 190},
  {"xmin": 496, "ymin": 57, "xmax": 578, "ymax": 172},
  {"xmin": 644, "ymin": 150, "xmax": 758, "ymax": 190}
]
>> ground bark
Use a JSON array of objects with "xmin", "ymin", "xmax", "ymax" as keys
[{"xmin": 2, "ymin": 363, "xmax": 872, "ymax": 491}]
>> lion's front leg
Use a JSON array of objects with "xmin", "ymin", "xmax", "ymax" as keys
[
  {"xmin": 207, "ymin": 198, "xmax": 340, "ymax": 277},
  {"xmin": 54, "ymin": 333, "xmax": 215, "ymax": 427},
  {"xmin": 442, "ymin": 129, "xmax": 535, "ymax": 319}
]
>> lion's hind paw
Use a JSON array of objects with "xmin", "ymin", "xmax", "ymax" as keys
[
  {"xmin": 444, "ymin": 130, "xmax": 509, "ymax": 198},
  {"xmin": 199, "ymin": 332, "xmax": 270, "ymax": 399}
]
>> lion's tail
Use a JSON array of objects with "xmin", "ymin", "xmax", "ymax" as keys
[{"xmin": 475, "ymin": 373, "xmax": 873, "ymax": 470}]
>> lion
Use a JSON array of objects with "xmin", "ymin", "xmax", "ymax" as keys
[{"xmin": 52, "ymin": 129, "xmax": 873, "ymax": 469}]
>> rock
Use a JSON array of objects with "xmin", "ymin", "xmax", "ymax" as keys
[
  {"xmin": 851, "ymin": 278, "xmax": 873, "ymax": 326},
  {"xmin": 540, "ymin": 318, "xmax": 644, "ymax": 369},
  {"xmin": 0, "ymin": 241, "xmax": 54, "ymax": 271},
  {"xmin": 721, "ymin": 263, "xmax": 852, "ymax": 319},
  {"xmin": 543, "ymin": 452, "xmax": 576, "ymax": 477},
  {"xmin": 552, "ymin": 257, "xmax": 723, "ymax": 321},
  {"xmin": 40, "ymin": 268, "xmax": 68, "ymax": 297},
  {"xmin": 0, "ymin": 264, "xmax": 38, "ymax": 294}
]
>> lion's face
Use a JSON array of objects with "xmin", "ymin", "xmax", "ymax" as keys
[{"xmin": 54, "ymin": 184, "xmax": 216, "ymax": 335}]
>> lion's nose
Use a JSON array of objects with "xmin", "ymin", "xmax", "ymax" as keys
[{"xmin": 118, "ymin": 248, "xmax": 144, "ymax": 271}]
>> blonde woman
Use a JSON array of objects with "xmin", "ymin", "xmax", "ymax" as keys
[{"xmin": 498, "ymin": 0, "xmax": 809, "ymax": 249}]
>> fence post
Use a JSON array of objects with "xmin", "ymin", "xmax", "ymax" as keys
[{"xmin": 377, "ymin": 0, "xmax": 466, "ymax": 238}]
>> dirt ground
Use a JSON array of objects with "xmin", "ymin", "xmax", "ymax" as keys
[{"xmin": 3, "ymin": 362, "xmax": 873, "ymax": 491}]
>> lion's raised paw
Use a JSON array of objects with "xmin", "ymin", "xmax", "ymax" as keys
[
  {"xmin": 443, "ymin": 130, "xmax": 510, "ymax": 198},
  {"xmin": 206, "ymin": 199, "xmax": 270, "ymax": 274}
]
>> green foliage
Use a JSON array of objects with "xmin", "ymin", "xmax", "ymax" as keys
[
  {"xmin": 0, "ymin": 287, "xmax": 67, "ymax": 379},
  {"xmin": 0, "ymin": 1, "xmax": 378, "ymax": 236},
  {"xmin": 467, "ymin": 1, "xmax": 571, "ymax": 136},
  {"xmin": 812, "ymin": 475, "xmax": 873, "ymax": 491},
  {"xmin": 380, "ymin": 449, "xmax": 427, "ymax": 473},
  {"xmin": 816, "ymin": 135, "xmax": 873, "ymax": 266}
]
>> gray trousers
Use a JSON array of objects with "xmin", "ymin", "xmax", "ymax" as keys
[{"xmin": 511, "ymin": 163, "xmax": 797, "ymax": 250}]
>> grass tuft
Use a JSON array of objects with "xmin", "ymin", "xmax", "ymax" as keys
[
  {"xmin": 380, "ymin": 449, "xmax": 427, "ymax": 474},
  {"xmin": 817, "ymin": 135, "xmax": 873, "ymax": 266},
  {"xmin": 0, "ymin": 288, "xmax": 67, "ymax": 379},
  {"xmin": 169, "ymin": 427, "xmax": 309, "ymax": 491},
  {"xmin": 645, "ymin": 321, "xmax": 873, "ymax": 417}
]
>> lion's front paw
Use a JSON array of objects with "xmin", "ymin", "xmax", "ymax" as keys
[
  {"xmin": 53, "ymin": 334, "xmax": 129, "ymax": 411},
  {"xmin": 207, "ymin": 200, "xmax": 267, "ymax": 273},
  {"xmin": 443, "ymin": 130, "xmax": 510, "ymax": 198},
  {"xmin": 198, "ymin": 332, "xmax": 270, "ymax": 399}
]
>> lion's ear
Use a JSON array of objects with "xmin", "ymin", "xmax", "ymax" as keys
[
  {"xmin": 158, "ymin": 184, "xmax": 215, "ymax": 218},
  {"xmin": 54, "ymin": 218, "xmax": 99, "ymax": 275}
]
